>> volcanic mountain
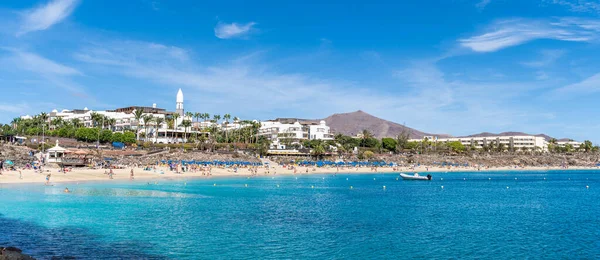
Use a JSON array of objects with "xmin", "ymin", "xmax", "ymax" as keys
[
  {"xmin": 278, "ymin": 110, "xmax": 564, "ymax": 141},
  {"xmin": 323, "ymin": 110, "xmax": 447, "ymax": 139}
]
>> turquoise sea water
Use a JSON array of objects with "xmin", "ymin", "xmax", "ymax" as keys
[{"xmin": 1, "ymin": 170, "xmax": 599, "ymax": 259}]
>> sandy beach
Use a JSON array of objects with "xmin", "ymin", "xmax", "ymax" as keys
[{"xmin": 0, "ymin": 164, "xmax": 596, "ymax": 185}]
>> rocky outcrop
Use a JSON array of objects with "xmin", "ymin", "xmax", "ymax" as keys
[
  {"xmin": 0, "ymin": 144, "xmax": 35, "ymax": 167},
  {"xmin": 374, "ymin": 153, "xmax": 600, "ymax": 167},
  {"xmin": 112, "ymin": 150, "xmax": 261, "ymax": 166},
  {"xmin": 0, "ymin": 247, "xmax": 35, "ymax": 260}
]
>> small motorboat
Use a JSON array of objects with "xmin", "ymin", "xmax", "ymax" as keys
[{"xmin": 400, "ymin": 173, "xmax": 432, "ymax": 181}]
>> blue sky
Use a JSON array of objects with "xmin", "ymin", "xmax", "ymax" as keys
[{"xmin": 1, "ymin": 0, "xmax": 600, "ymax": 141}]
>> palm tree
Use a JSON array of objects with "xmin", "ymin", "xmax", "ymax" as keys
[
  {"xmin": 133, "ymin": 109, "xmax": 144, "ymax": 141},
  {"xmin": 166, "ymin": 116, "xmax": 174, "ymax": 143},
  {"xmin": 39, "ymin": 112, "xmax": 49, "ymax": 124},
  {"xmin": 50, "ymin": 117, "xmax": 63, "ymax": 130},
  {"xmin": 194, "ymin": 112, "xmax": 201, "ymax": 129},
  {"xmin": 185, "ymin": 112, "xmax": 194, "ymax": 121},
  {"xmin": 154, "ymin": 117, "xmax": 165, "ymax": 143},
  {"xmin": 252, "ymin": 121, "xmax": 261, "ymax": 144},
  {"xmin": 11, "ymin": 117, "xmax": 21, "ymax": 129},
  {"xmin": 497, "ymin": 143, "xmax": 505, "ymax": 153},
  {"xmin": 211, "ymin": 115, "xmax": 221, "ymax": 143},
  {"xmin": 90, "ymin": 112, "xmax": 101, "ymax": 128},
  {"xmin": 107, "ymin": 118, "xmax": 117, "ymax": 131},
  {"xmin": 172, "ymin": 113, "xmax": 180, "ymax": 143},
  {"xmin": 194, "ymin": 112, "xmax": 201, "ymax": 140},
  {"xmin": 38, "ymin": 112, "xmax": 49, "ymax": 146},
  {"xmin": 71, "ymin": 118, "xmax": 82, "ymax": 128},
  {"xmin": 311, "ymin": 143, "xmax": 326, "ymax": 159},
  {"xmin": 142, "ymin": 115, "xmax": 154, "ymax": 142},
  {"xmin": 232, "ymin": 116, "xmax": 239, "ymax": 148},
  {"xmin": 421, "ymin": 137, "xmax": 430, "ymax": 154},
  {"xmin": 199, "ymin": 113, "xmax": 205, "ymax": 126},
  {"xmin": 180, "ymin": 120, "xmax": 192, "ymax": 144},
  {"xmin": 223, "ymin": 113, "xmax": 231, "ymax": 143},
  {"xmin": 361, "ymin": 129, "xmax": 372, "ymax": 148}
]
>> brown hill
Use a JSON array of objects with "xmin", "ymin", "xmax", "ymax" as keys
[{"xmin": 323, "ymin": 110, "xmax": 446, "ymax": 139}]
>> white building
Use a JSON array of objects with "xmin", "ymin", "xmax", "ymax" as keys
[
  {"xmin": 27, "ymin": 88, "xmax": 198, "ymax": 144},
  {"xmin": 259, "ymin": 120, "xmax": 334, "ymax": 149},
  {"xmin": 409, "ymin": 135, "xmax": 549, "ymax": 152},
  {"xmin": 556, "ymin": 140, "xmax": 582, "ymax": 149}
]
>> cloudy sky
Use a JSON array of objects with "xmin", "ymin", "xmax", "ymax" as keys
[{"xmin": 1, "ymin": 0, "xmax": 600, "ymax": 141}]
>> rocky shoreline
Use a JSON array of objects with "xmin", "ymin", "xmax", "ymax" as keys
[
  {"xmin": 0, "ymin": 247, "xmax": 34, "ymax": 260},
  {"xmin": 2, "ymin": 144, "xmax": 600, "ymax": 169},
  {"xmin": 387, "ymin": 153, "xmax": 600, "ymax": 167}
]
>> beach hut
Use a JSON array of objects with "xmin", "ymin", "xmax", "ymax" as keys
[
  {"xmin": 14, "ymin": 136, "xmax": 27, "ymax": 144},
  {"xmin": 46, "ymin": 140, "xmax": 67, "ymax": 163}
]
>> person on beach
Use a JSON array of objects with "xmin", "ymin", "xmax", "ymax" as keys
[
  {"xmin": 130, "ymin": 169, "xmax": 135, "ymax": 180},
  {"xmin": 45, "ymin": 174, "xmax": 51, "ymax": 185},
  {"xmin": 19, "ymin": 171, "xmax": 22, "ymax": 179}
]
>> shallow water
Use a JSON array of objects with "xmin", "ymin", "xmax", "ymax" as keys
[{"xmin": 1, "ymin": 170, "xmax": 599, "ymax": 259}]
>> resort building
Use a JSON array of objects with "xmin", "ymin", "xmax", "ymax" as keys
[
  {"xmin": 191, "ymin": 120, "xmax": 247, "ymax": 132},
  {"xmin": 23, "ymin": 88, "xmax": 198, "ymax": 144},
  {"xmin": 259, "ymin": 119, "xmax": 334, "ymax": 149},
  {"xmin": 556, "ymin": 140, "xmax": 582, "ymax": 149},
  {"xmin": 408, "ymin": 135, "xmax": 549, "ymax": 152}
]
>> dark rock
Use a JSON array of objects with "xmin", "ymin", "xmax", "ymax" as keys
[
  {"xmin": 0, "ymin": 247, "xmax": 35, "ymax": 260},
  {"xmin": 1, "ymin": 248, "xmax": 21, "ymax": 254}
]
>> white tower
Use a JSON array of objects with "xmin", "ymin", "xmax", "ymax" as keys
[{"xmin": 176, "ymin": 88, "xmax": 184, "ymax": 116}]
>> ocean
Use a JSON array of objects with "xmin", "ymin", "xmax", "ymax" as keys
[{"xmin": 1, "ymin": 170, "xmax": 599, "ymax": 259}]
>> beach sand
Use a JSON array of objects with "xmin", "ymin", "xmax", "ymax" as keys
[{"xmin": 0, "ymin": 164, "xmax": 595, "ymax": 185}]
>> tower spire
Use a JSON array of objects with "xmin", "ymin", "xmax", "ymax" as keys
[{"xmin": 176, "ymin": 88, "xmax": 184, "ymax": 116}]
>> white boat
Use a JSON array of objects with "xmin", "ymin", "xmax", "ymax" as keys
[{"xmin": 400, "ymin": 173, "xmax": 431, "ymax": 180}]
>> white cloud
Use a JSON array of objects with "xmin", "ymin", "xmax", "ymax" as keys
[
  {"xmin": 552, "ymin": 73, "xmax": 600, "ymax": 97},
  {"xmin": 459, "ymin": 18, "xmax": 600, "ymax": 52},
  {"xmin": 392, "ymin": 61, "xmax": 556, "ymax": 134},
  {"xmin": 18, "ymin": 0, "xmax": 79, "ymax": 36},
  {"xmin": 151, "ymin": 1, "xmax": 160, "ymax": 11},
  {"xmin": 10, "ymin": 50, "xmax": 81, "ymax": 76},
  {"xmin": 0, "ymin": 49, "xmax": 85, "ymax": 95},
  {"xmin": 0, "ymin": 102, "xmax": 30, "ymax": 113},
  {"xmin": 521, "ymin": 49, "xmax": 566, "ymax": 68},
  {"xmin": 72, "ymin": 40, "xmax": 557, "ymax": 136},
  {"xmin": 476, "ymin": 0, "xmax": 492, "ymax": 10},
  {"xmin": 74, "ymin": 41, "xmax": 189, "ymax": 66},
  {"xmin": 73, "ymin": 40, "xmax": 407, "ymax": 120},
  {"xmin": 536, "ymin": 71, "xmax": 549, "ymax": 80},
  {"xmin": 549, "ymin": 0, "xmax": 600, "ymax": 14},
  {"xmin": 214, "ymin": 22, "xmax": 256, "ymax": 39}
]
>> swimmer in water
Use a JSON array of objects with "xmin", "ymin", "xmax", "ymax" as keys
[{"xmin": 64, "ymin": 187, "xmax": 70, "ymax": 193}]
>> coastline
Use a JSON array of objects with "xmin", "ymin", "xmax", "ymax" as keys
[{"xmin": 1, "ymin": 165, "xmax": 597, "ymax": 185}]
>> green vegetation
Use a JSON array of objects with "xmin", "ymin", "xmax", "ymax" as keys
[
  {"xmin": 382, "ymin": 138, "xmax": 397, "ymax": 152},
  {"xmin": 446, "ymin": 141, "xmax": 466, "ymax": 153},
  {"xmin": 3, "ymin": 112, "xmax": 599, "ymax": 156}
]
